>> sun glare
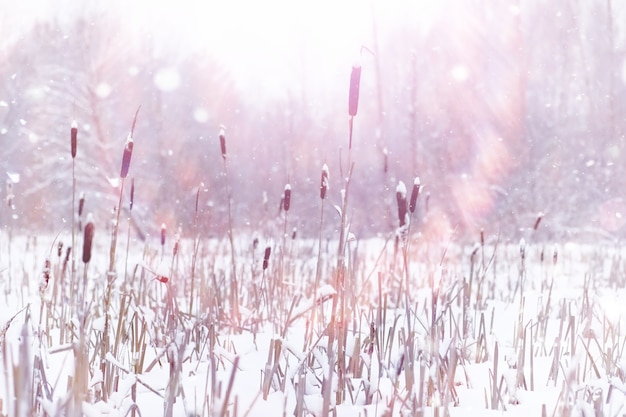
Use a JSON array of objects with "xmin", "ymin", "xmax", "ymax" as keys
[{"xmin": 117, "ymin": 0, "xmax": 445, "ymax": 96}]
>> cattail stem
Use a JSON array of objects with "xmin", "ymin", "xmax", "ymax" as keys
[
  {"xmin": 71, "ymin": 156, "xmax": 76, "ymax": 313},
  {"xmin": 189, "ymin": 184, "xmax": 202, "ymax": 316},
  {"xmin": 71, "ymin": 121, "xmax": 78, "ymax": 311},
  {"xmin": 222, "ymin": 148, "xmax": 240, "ymax": 328}
]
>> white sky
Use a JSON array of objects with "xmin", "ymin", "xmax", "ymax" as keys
[{"xmin": 1, "ymin": 0, "xmax": 441, "ymax": 99}]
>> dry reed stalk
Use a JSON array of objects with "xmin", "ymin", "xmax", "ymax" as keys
[
  {"xmin": 279, "ymin": 183, "xmax": 292, "ymax": 322},
  {"xmin": 306, "ymin": 164, "xmax": 329, "ymax": 351},
  {"xmin": 189, "ymin": 184, "xmax": 202, "ymax": 316},
  {"xmin": 70, "ymin": 120, "xmax": 78, "ymax": 313},
  {"xmin": 102, "ymin": 106, "xmax": 140, "ymax": 401},
  {"xmin": 219, "ymin": 125, "xmax": 240, "ymax": 328},
  {"xmin": 327, "ymin": 58, "xmax": 364, "ymax": 409},
  {"xmin": 5, "ymin": 178, "xmax": 14, "ymax": 292}
]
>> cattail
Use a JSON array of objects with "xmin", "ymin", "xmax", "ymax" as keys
[
  {"xmin": 78, "ymin": 192, "xmax": 85, "ymax": 217},
  {"xmin": 195, "ymin": 183, "xmax": 202, "ymax": 216},
  {"xmin": 320, "ymin": 164, "xmax": 329, "ymax": 200},
  {"xmin": 283, "ymin": 184, "xmax": 291, "ymax": 212},
  {"xmin": 130, "ymin": 178, "xmax": 135, "ymax": 211},
  {"xmin": 348, "ymin": 63, "xmax": 362, "ymax": 117},
  {"xmin": 553, "ymin": 246, "xmax": 558, "ymax": 265},
  {"xmin": 219, "ymin": 126, "xmax": 227, "ymax": 160},
  {"xmin": 82, "ymin": 213, "xmax": 95, "ymax": 264},
  {"xmin": 409, "ymin": 177, "xmax": 420, "ymax": 213},
  {"xmin": 70, "ymin": 120, "xmax": 78, "ymax": 159},
  {"xmin": 6, "ymin": 179, "xmax": 13, "ymax": 208},
  {"xmin": 173, "ymin": 234, "xmax": 180, "ymax": 257},
  {"xmin": 396, "ymin": 181, "xmax": 408, "ymax": 228},
  {"xmin": 253, "ymin": 237, "xmax": 259, "ymax": 250},
  {"xmin": 161, "ymin": 223, "xmax": 166, "ymax": 247},
  {"xmin": 534, "ymin": 212, "xmax": 544, "ymax": 231},
  {"xmin": 64, "ymin": 246, "xmax": 71, "ymax": 266},
  {"xmin": 383, "ymin": 147, "xmax": 389, "ymax": 174},
  {"xmin": 120, "ymin": 134, "xmax": 134, "ymax": 178},
  {"xmin": 263, "ymin": 246, "xmax": 271, "ymax": 270},
  {"xmin": 57, "ymin": 241, "xmax": 63, "ymax": 258},
  {"xmin": 291, "ymin": 227, "xmax": 297, "ymax": 240},
  {"xmin": 39, "ymin": 258, "xmax": 51, "ymax": 295},
  {"xmin": 78, "ymin": 192, "xmax": 85, "ymax": 231},
  {"xmin": 519, "ymin": 238, "xmax": 526, "ymax": 261}
]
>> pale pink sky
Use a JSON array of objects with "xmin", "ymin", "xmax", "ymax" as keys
[{"xmin": 1, "ymin": 0, "xmax": 441, "ymax": 98}]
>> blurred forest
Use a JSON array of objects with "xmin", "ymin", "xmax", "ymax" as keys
[{"xmin": 1, "ymin": 1, "xmax": 626, "ymax": 242}]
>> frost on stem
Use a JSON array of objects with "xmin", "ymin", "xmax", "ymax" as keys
[
  {"xmin": 130, "ymin": 178, "xmax": 135, "ymax": 211},
  {"xmin": 120, "ymin": 134, "xmax": 134, "ymax": 179}
]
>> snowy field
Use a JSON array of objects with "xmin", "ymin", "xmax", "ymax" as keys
[{"xmin": 1, "ymin": 230, "xmax": 625, "ymax": 417}]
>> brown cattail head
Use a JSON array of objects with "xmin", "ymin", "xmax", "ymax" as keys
[
  {"xmin": 320, "ymin": 164, "xmax": 329, "ymax": 200},
  {"xmin": 534, "ymin": 212, "xmax": 544, "ymax": 231},
  {"xmin": 348, "ymin": 63, "xmax": 362, "ymax": 117},
  {"xmin": 396, "ymin": 181, "xmax": 408, "ymax": 228},
  {"xmin": 195, "ymin": 183, "xmax": 203, "ymax": 216},
  {"xmin": 78, "ymin": 192, "xmax": 85, "ymax": 231},
  {"xmin": 64, "ymin": 246, "xmax": 71, "ymax": 266},
  {"xmin": 283, "ymin": 184, "xmax": 291, "ymax": 212},
  {"xmin": 130, "ymin": 178, "xmax": 135, "ymax": 211},
  {"xmin": 291, "ymin": 227, "xmax": 297, "ymax": 240},
  {"xmin": 553, "ymin": 246, "xmax": 558, "ymax": 265},
  {"xmin": 57, "ymin": 241, "xmax": 63, "ymax": 258},
  {"xmin": 82, "ymin": 213, "xmax": 95, "ymax": 264},
  {"xmin": 173, "ymin": 232, "xmax": 180, "ymax": 256},
  {"xmin": 6, "ymin": 179, "xmax": 13, "ymax": 208},
  {"xmin": 383, "ymin": 147, "xmax": 389, "ymax": 174},
  {"xmin": 409, "ymin": 177, "xmax": 420, "ymax": 213},
  {"xmin": 120, "ymin": 134, "xmax": 134, "ymax": 178},
  {"xmin": 39, "ymin": 258, "xmax": 51, "ymax": 295},
  {"xmin": 78, "ymin": 192, "xmax": 85, "ymax": 217},
  {"xmin": 278, "ymin": 196, "xmax": 284, "ymax": 216},
  {"xmin": 161, "ymin": 223, "xmax": 166, "ymax": 247},
  {"xmin": 219, "ymin": 126, "xmax": 226, "ymax": 160},
  {"xmin": 71, "ymin": 120, "xmax": 78, "ymax": 159},
  {"xmin": 263, "ymin": 246, "xmax": 271, "ymax": 270},
  {"xmin": 519, "ymin": 238, "xmax": 526, "ymax": 261}
]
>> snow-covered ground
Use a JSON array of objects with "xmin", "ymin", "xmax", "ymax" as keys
[{"xmin": 1, "ymin": 232, "xmax": 626, "ymax": 417}]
